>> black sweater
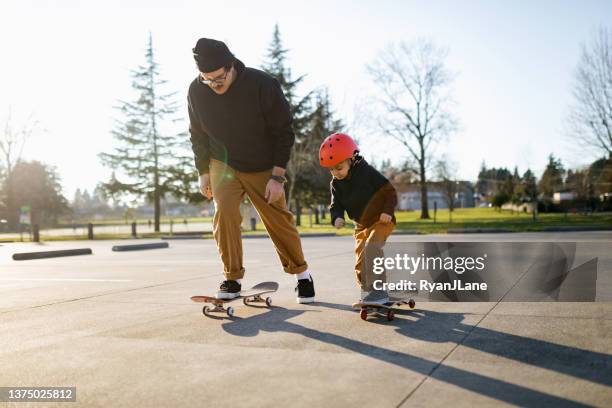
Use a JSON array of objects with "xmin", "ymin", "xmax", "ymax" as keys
[
  {"xmin": 329, "ymin": 157, "xmax": 398, "ymax": 228},
  {"xmin": 187, "ymin": 59, "xmax": 295, "ymax": 175}
]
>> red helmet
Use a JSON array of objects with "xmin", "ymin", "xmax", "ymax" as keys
[{"xmin": 319, "ymin": 133, "xmax": 359, "ymax": 168}]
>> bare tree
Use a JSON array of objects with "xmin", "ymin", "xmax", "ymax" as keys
[
  {"xmin": 435, "ymin": 157, "xmax": 458, "ymax": 222},
  {"xmin": 0, "ymin": 108, "xmax": 42, "ymax": 226},
  {"xmin": 567, "ymin": 26, "xmax": 612, "ymax": 158},
  {"xmin": 285, "ymin": 126, "xmax": 316, "ymax": 213},
  {"xmin": 367, "ymin": 39, "xmax": 458, "ymax": 219},
  {"xmin": 1, "ymin": 107, "xmax": 40, "ymax": 174}
]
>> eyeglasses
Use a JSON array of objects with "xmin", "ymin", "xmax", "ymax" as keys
[{"xmin": 199, "ymin": 68, "xmax": 230, "ymax": 85}]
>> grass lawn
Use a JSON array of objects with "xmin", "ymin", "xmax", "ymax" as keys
[
  {"xmin": 393, "ymin": 207, "xmax": 612, "ymax": 233},
  {"xmin": 7, "ymin": 208, "xmax": 612, "ymax": 241},
  {"xmin": 255, "ymin": 207, "xmax": 612, "ymax": 235}
]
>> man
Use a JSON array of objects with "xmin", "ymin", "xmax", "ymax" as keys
[{"xmin": 187, "ymin": 38, "xmax": 315, "ymax": 303}]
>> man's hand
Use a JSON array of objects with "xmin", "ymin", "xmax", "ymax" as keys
[
  {"xmin": 379, "ymin": 213, "xmax": 392, "ymax": 224},
  {"xmin": 199, "ymin": 173, "xmax": 212, "ymax": 199},
  {"xmin": 265, "ymin": 178, "xmax": 284, "ymax": 203},
  {"xmin": 334, "ymin": 218, "xmax": 346, "ymax": 229}
]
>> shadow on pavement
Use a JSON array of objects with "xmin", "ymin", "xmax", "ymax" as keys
[{"xmin": 219, "ymin": 303, "xmax": 609, "ymax": 407}]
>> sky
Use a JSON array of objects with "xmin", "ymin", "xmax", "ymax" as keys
[{"xmin": 1, "ymin": 0, "xmax": 610, "ymax": 200}]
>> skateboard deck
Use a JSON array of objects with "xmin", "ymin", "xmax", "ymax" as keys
[
  {"xmin": 191, "ymin": 281, "xmax": 279, "ymax": 317},
  {"xmin": 352, "ymin": 298, "xmax": 416, "ymax": 321}
]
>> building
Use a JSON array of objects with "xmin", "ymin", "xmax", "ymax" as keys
[
  {"xmin": 552, "ymin": 192, "xmax": 576, "ymax": 204},
  {"xmin": 392, "ymin": 181, "xmax": 475, "ymax": 211}
]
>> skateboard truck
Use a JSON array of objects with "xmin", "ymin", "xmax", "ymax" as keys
[
  {"xmin": 355, "ymin": 299, "xmax": 416, "ymax": 321},
  {"xmin": 191, "ymin": 281, "xmax": 278, "ymax": 318},
  {"xmin": 200, "ymin": 294, "xmax": 273, "ymax": 317},
  {"xmin": 243, "ymin": 294, "xmax": 273, "ymax": 307},
  {"xmin": 202, "ymin": 299, "xmax": 236, "ymax": 318}
]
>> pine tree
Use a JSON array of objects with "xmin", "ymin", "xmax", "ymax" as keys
[
  {"xmin": 538, "ymin": 154, "xmax": 565, "ymax": 211},
  {"xmin": 522, "ymin": 169, "xmax": 538, "ymax": 220},
  {"xmin": 99, "ymin": 33, "xmax": 190, "ymax": 232},
  {"xmin": 305, "ymin": 89, "xmax": 344, "ymax": 206},
  {"xmin": 511, "ymin": 166, "xmax": 521, "ymax": 204},
  {"xmin": 261, "ymin": 24, "xmax": 315, "ymax": 213}
]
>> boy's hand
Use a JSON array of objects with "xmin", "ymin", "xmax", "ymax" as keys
[
  {"xmin": 199, "ymin": 174, "xmax": 212, "ymax": 200},
  {"xmin": 334, "ymin": 218, "xmax": 345, "ymax": 229},
  {"xmin": 379, "ymin": 213, "xmax": 392, "ymax": 224}
]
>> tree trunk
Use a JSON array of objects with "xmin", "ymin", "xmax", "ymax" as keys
[
  {"xmin": 154, "ymin": 171, "xmax": 160, "ymax": 232},
  {"xmin": 295, "ymin": 197, "xmax": 301, "ymax": 226},
  {"xmin": 419, "ymin": 156, "xmax": 430, "ymax": 219},
  {"xmin": 6, "ymin": 178, "xmax": 18, "ymax": 230},
  {"xmin": 286, "ymin": 178, "xmax": 295, "ymax": 212}
]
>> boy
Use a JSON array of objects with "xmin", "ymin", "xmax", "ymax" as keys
[{"xmin": 319, "ymin": 133, "xmax": 398, "ymax": 304}]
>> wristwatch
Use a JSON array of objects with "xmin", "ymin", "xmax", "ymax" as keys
[{"xmin": 270, "ymin": 175, "xmax": 287, "ymax": 184}]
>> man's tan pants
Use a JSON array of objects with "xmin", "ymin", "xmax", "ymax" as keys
[
  {"xmin": 209, "ymin": 159, "xmax": 308, "ymax": 280},
  {"xmin": 354, "ymin": 221, "xmax": 395, "ymax": 290}
]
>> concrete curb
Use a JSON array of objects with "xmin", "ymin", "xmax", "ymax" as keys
[
  {"xmin": 537, "ymin": 226, "xmax": 612, "ymax": 232},
  {"xmin": 112, "ymin": 242, "xmax": 170, "ymax": 251},
  {"xmin": 161, "ymin": 235, "xmax": 207, "ymax": 240},
  {"xmin": 170, "ymin": 231, "xmax": 209, "ymax": 236},
  {"xmin": 13, "ymin": 248, "xmax": 93, "ymax": 261},
  {"xmin": 242, "ymin": 232, "xmax": 338, "ymax": 239},
  {"xmin": 392, "ymin": 230, "xmax": 423, "ymax": 235},
  {"xmin": 448, "ymin": 228, "xmax": 513, "ymax": 233}
]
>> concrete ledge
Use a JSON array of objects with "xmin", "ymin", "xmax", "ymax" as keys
[
  {"xmin": 161, "ymin": 235, "xmax": 206, "ymax": 240},
  {"xmin": 538, "ymin": 226, "xmax": 612, "ymax": 232},
  {"xmin": 297, "ymin": 233, "xmax": 337, "ymax": 238},
  {"xmin": 447, "ymin": 226, "xmax": 612, "ymax": 233},
  {"xmin": 448, "ymin": 227, "xmax": 513, "ymax": 233},
  {"xmin": 112, "ymin": 242, "xmax": 169, "ymax": 251},
  {"xmin": 392, "ymin": 229, "xmax": 422, "ymax": 235},
  {"xmin": 13, "ymin": 248, "xmax": 93, "ymax": 261},
  {"xmin": 242, "ymin": 232, "xmax": 338, "ymax": 239},
  {"xmin": 169, "ymin": 231, "xmax": 210, "ymax": 236}
]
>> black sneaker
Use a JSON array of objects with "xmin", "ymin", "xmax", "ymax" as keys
[
  {"xmin": 216, "ymin": 280, "xmax": 241, "ymax": 299},
  {"xmin": 295, "ymin": 276, "xmax": 315, "ymax": 304}
]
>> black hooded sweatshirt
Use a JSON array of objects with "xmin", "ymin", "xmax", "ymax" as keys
[
  {"xmin": 187, "ymin": 59, "xmax": 295, "ymax": 175},
  {"xmin": 329, "ymin": 156, "xmax": 398, "ymax": 228}
]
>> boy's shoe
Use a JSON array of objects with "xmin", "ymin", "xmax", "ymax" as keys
[
  {"xmin": 295, "ymin": 276, "xmax": 315, "ymax": 304},
  {"xmin": 361, "ymin": 289, "xmax": 390, "ymax": 305},
  {"xmin": 216, "ymin": 280, "xmax": 241, "ymax": 299}
]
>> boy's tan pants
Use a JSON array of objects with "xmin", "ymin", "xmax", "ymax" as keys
[
  {"xmin": 209, "ymin": 159, "xmax": 308, "ymax": 280},
  {"xmin": 354, "ymin": 221, "xmax": 395, "ymax": 290}
]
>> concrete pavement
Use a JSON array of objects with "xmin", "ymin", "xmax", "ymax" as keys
[{"xmin": 0, "ymin": 232, "xmax": 611, "ymax": 407}]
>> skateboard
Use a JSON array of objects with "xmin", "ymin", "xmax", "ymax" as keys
[
  {"xmin": 352, "ymin": 299, "xmax": 416, "ymax": 321},
  {"xmin": 191, "ymin": 281, "xmax": 278, "ymax": 317}
]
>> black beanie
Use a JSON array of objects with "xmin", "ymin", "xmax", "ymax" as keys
[{"xmin": 192, "ymin": 38, "xmax": 235, "ymax": 73}]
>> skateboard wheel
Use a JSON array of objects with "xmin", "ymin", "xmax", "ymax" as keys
[
  {"xmin": 226, "ymin": 307, "xmax": 235, "ymax": 317},
  {"xmin": 243, "ymin": 297, "xmax": 249, "ymax": 306},
  {"xmin": 265, "ymin": 296, "xmax": 272, "ymax": 307},
  {"xmin": 408, "ymin": 299, "xmax": 415, "ymax": 309},
  {"xmin": 387, "ymin": 310, "xmax": 395, "ymax": 321},
  {"xmin": 203, "ymin": 306, "xmax": 210, "ymax": 316},
  {"xmin": 360, "ymin": 308, "xmax": 368, "ymax": 321}
]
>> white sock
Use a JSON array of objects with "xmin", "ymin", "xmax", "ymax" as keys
[
  {"xmin": 295, "ymin": 271, "xmax": 311, "ymax": 281},
  {"xmin": 236, "ymin": 279, "xmax": 242, "ymax": 284}
]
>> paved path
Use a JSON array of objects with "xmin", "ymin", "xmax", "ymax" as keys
[{"xmin": 1, "ymin": 232, "xmax": 611, "ymax": 407}]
